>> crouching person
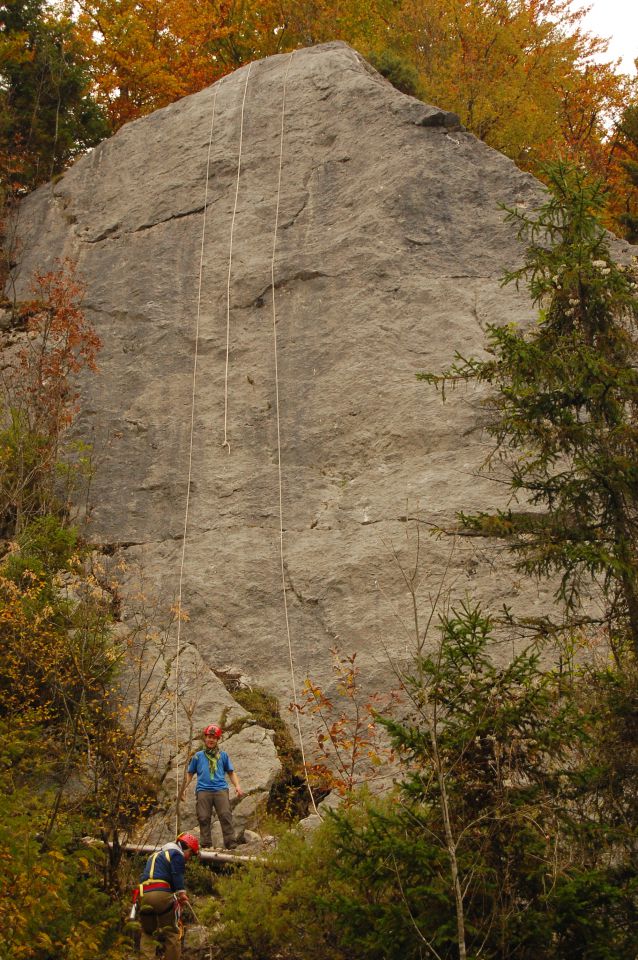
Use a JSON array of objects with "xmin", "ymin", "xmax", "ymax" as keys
[{"xmin": 137, "ymin": 832, "xmax": 199, "ymax": 960}]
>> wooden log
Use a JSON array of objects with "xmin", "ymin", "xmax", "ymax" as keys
[{"xmin": 83, "ymin": 837, "xmax": 260, "ymax": 864}]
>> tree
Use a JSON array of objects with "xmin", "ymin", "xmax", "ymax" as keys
[
  {"xmin": 7, "ymin": 0, "xmax": 630, "ymax": 241},
  {"xmin": 73, "ymin": 0, "xmax": 224, "ymax": 129},
  {"xmin": 72, "ymin": 0, "xmax": 391, "ymax": 131},
  {"xmin": 0, "ymin": 727, "xmax": 128, "ymax": 960},
  {"xmin": 608, "ymin": 97, "xmax": 638, "ymax": 243},
  {"xmin": 420, "ymin": 162, "xmax": 638, "ymax": 657},
  {"xmin": 0, "ymin": 259, "xmax": 101, "ymax": 536},
  {"xmin": 384, "ymin": 0, "xmax": 629, "ymax": 178},
  {"xmin": 215, "ymin": 602, "xmax": 638, "ymax": 960},
  {"xmin": 296, "ymin": 647, "xmax": 394, "ymax": 795},
  {"xmin": 0, "ymin": 0, "xmax": 109, "ymax": 191}
]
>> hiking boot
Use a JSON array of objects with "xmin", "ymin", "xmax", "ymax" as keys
[{"xmin": 225, "ymin": 836, "xmax": 247, "ymax": 849}]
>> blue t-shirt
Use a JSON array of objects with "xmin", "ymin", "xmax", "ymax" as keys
[{"xmin": 187, "ymin": 749, "xmax": 234, "ymax": 792}]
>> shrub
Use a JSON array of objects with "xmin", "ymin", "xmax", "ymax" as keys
[
  {"xmin": 0, "ymin": 725, "xmax": 128, "ymax": 960},
  {"xmin": 368, "ymin": 50, "xmax": 422, "ymax": 98}
]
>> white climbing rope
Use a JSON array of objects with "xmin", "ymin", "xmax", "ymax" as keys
[
  {"xmin": 270, "ymin": 52, "xmax": 321, "ymax": 818},
  {"xmin": 174, "ymin": 78, "xmax": 224, "ymax": 834},
  {"xmin": 223, "ymin": 62, "xmax": 253, "ymax": 453},
  {"xmin": 175, "ymin": 55, "xmax": 320, "ymax": 835}
]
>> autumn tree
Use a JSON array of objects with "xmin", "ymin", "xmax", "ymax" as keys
[
  {"xmin": 73, "ymin": 0, "xmax": 244, "ymax": 129},
  {"xmin": 72, "ymin": 0, "xmax": 391, "ymax": 131},
  {"xmin": 297, "ymin": 648, "xmax": 394, "ymax": 795},
  {"xmin": 383, "ymin": 0, "xmax": 629, "ymax": 177},
  {"xmin": 0, "ymin": 259, "xmax": 101, "ymax": 535},
  {"xmin": 4, "ymin": 0, "xmax": 633, "ymax": 245}
]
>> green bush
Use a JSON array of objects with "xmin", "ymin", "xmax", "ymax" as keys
[
  {"xmin": 216, "ymin": 604, "xmax": 638, "ymax": 960},
  {"xmin": 216, "ymin": 818, "xmax": 358, "ymax": 960},
  {"xmin": 368, "ymin": 50, "xmax": 422, "ymax": 98}
]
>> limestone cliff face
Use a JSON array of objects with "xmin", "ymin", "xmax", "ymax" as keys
[{"xmin": 13, "ymin": 42, "xmax": 554, "ymax": 741}]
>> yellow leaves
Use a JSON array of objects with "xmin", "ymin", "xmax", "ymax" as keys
[
  {"xmin": 383, "ymin": 0, "xmax": 628, "ymax": 180},
  {"xmin": 170, "ymin": 602, "xmax": 190, "ymax": 622},
  {"xmin": 298, "ymin": 647, "xmax": 394, "ymax": 794}
]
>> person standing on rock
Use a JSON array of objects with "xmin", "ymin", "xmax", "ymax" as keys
[{"xmin": 180, "ymin": 723, "xmax": 245, "ymax": 849}]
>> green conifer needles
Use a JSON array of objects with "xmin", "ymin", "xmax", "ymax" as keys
[{"xmin": 420, "ymin": 163, "xmax": 638, "ymax": 655}]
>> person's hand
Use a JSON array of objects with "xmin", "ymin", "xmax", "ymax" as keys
[{"xmin": 236, "ymin": 787, "xmax": 244, "ymax": 798}]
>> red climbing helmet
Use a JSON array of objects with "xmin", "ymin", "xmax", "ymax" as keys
[
  {"xmin": 202, "ymin": 723, "xmax": 222, "ymax": 738},
  {"xmin": 177, "ymin": 832, "xmax": 200, "ymax": 855}
]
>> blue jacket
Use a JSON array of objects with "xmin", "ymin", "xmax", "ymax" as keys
[{"xmin": 139, "ymin": 842, "xmax": 186, "ymax": 894}]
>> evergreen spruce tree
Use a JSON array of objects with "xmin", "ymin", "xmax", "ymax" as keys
[
  {"xmin": 0, "ymin": 0, "xmax": 109, "ymax": 193},
  {"xmin": 616, "ymin": 101, "xmax": 638, "ymax": 244},
  {"xmin": 421, "ymin": 162, "xmax": 638, "ymax": 657}
]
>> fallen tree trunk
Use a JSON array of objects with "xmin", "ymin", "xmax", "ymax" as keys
[{"xmin": 83, "ymin": 837, "xmax": 260, "ymax": 864}]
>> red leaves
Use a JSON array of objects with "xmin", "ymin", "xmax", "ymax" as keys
[
  {"xmin": 295, "ymin": 648, "xmax": 396, "ymax": 795},
  {"xmin": 12, "ymin": 259, "xmax": 101, "ymax": 439}
]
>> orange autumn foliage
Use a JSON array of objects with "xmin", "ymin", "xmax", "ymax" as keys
[
  {"xmin": 17, "ymin": 263, "xmax": 101, "ymax": 435},
  {"xmin": 73, "ymin": 0, "xmax": 260, "ymax": 128},
  {"xmin": 296, "ymin": 649, "xmax": 397, "ymax": 794},
  {"xmin": 74, "ymin": 0, "xmax": 388, "ymax": 129},
  {"xmin": 0, "ymin": 260, "xmax": 100, "ymax": 534},
  {"xmin": 67, "ymin": 0, "xmax": 635, "ymax": 237},
  {"xmin": 385, "ymin": 0, "xmax": 632, "ymax": 175}
]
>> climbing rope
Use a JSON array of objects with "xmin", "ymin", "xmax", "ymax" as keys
[
  {"xmin": 223, "ymin": 62, "xmax": 253, "ymax": 453},
  {"xmin": 175, "ymin": 55, "xmax": 320, "ymax": 834},
  {"xmin": 174, "ymin": 77, "xmax": 224, "ymax": 834},
  {"xmin": 183, "ymin": 901, "xmax": 213, "ymax": 960},
  {"xmin": 269, "ymin": 52, "xmax": 321, "ymax": 818}
]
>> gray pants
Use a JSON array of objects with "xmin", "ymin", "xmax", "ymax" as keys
[
  {"xmin": 139, "ymin": 890, "xmax": 180, "ymax": 960},
  {"xmin": 196, "ymin": 788, "xmax": 235, "ymax": 847}
]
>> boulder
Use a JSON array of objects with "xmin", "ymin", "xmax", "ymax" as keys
[
  {"xmin": 13, "ymin": 41, "xmax": 632, "ymax": 760},
  {"xmin": 224, "ymin": 724, "xmax": 281, "ymax": 794},
  {"xmin": 232, "ymin": 791, "xmax": 269, "ymax": 832}
]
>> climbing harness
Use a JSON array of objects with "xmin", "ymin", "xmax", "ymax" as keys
[
  {"xmin": 132, "ymin": 849, "xmax": 179, "ymax": 945},
  {"xmin": 139, "ymin": 849, "xmax": 172, "ymax": 900}
]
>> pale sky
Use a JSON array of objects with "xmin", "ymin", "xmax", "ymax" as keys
[{"xmin": 571, "ymin": 0, "xmax": 637, "ymax": 75}]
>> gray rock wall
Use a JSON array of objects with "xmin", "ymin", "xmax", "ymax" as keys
[{"xmin": 12, "ymin": 43, "xmax": 570, "ymax": 793}]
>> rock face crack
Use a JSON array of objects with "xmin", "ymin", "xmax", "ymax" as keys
[
  {"xmin": 281, "ymin": 168, "xmax": 313, "ymax": 230},
  {"xmin": 284, "ymin": 563, "xmax": 339, "ymax": 648},
  {"xmin": 82, "ymin": 222, "xmax": 121, "ymax": 243},
  {"xmin": 247, "ymin": 270, "xmax": 332, "ymax": 308},
  {"xmin": 134, "ymin": 204, "xmax": 207, "ymax": 234},
  {"xmin": 80, "ymin": 204, "xmax": 207, "ymax": 243},
  {"xmin": 276, "ymin": 269, "xmax": 332, "ymax": 289},
  {"xmin": 281, "ymin": 193, "xmax": 309, "ymax": 230}
]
